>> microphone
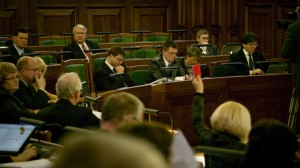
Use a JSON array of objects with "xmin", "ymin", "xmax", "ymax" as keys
[
  {"xmin": 144, "ymin": 108, "xmax": 159, "ymax": 116},
  {"xmin": 161, "ymin": 66, "xmax": 182, "ymax": 70},
  {"xmin": 85, "ymin": 49, "xmax": 107, "ymax": 54},
  {"xmin": 109, "ymin": 73, "xmax": 127, "ymax": 77}
]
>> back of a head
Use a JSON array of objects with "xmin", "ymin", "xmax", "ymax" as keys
[
  {"xmin": 210, "ymin": 101, "xmax": 251, "ymax": 143},
  {"xmin": 56, "ymin": 72, "xmax": 81, "ymax": 99},
  {"xmin": 101, "ymin": 92, "xmax": 145, "ymax": 123},
  {"xmin": 241, "ymin": 119, "xmax": 298, "ymax": 168},
  {"xmin": 52, "ymin": 132, "xmax": 168, "ymax": 168},
  {"xmin": 118, "ymin": 122, "xmax": 173, "ymax": 162}
]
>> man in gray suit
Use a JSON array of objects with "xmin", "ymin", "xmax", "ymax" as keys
[{"xmin": 145, "ymin": 40, "xmax": 187, "ymax": 83}]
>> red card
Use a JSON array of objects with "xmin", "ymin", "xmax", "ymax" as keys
[{"xmin": 192, "ymin": 64, "xmax": 201, "ymax": 78}]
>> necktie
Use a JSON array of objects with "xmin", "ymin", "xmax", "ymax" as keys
[
  {"xmin": 82, "ymin": 44, "xmax": 91, "ymax": 57},
  {"xmin": 248, "ymin": 54, "xmax": 254, "ymax": 70},
  {"xmin": 113, "ymin": 67, "xmax": 117, "ymax": 73}
]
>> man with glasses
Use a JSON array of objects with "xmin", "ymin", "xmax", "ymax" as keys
[
  {"xmin": 196, "ymin": 29, "xmax": 219, "ymax": 55},
  {"xmin": 145, "ymin": 40, "xmax": 186, "ymax": 83},
  {"xmin": 229, "ymin": 32, "xmax": 265, "ymax": 75},
  {"xmin": 14, "ymin": 56, "xmax": 49, "ymax": 110},
  {"xmin": 2, "ymin": 26, "xmax": 33, "ymax": 64},
  {"xmin": 94, "ymin": 45, "xmax": 133, "ymax": 91},
  {"xmin": 100, "ymin": 92, "xmax": 144, "ymax": 133}
]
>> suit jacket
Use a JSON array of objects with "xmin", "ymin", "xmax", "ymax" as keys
[
  {"xmin": 282, "ymin": 21, "xmax": 300, "ymax": 90},
  {"xmin": 0, "ymin": 86, "xmax": 35, "ymax": 124},
  {"xmin": 199, "ymin": 45, "xmax": 219, "ymax": 56},
  {"xmin": 94, "ymin": 59, "xmax": 134, "ymax": 91},
  {"xmin": 192, "ymin": 93, "xmax": 246, "ymax": 168},
  {"xmin": 13, "ymin": 80, "xmax": 50, "ymax": 110},
  {"xmin": 62, "ymin": 40, "xmax": 99, "ymax": 60},
  {"xmin": 2, "ymin": 45, "xmax": 32, "ymax": 64},
  {"xmin": 229, "ymin": 49, "xmax": 265, "ymax": 75},
  {"xmin": 178, "ymin": 58, "xmax": 191, "ymax": 76},
  {"xmin": 145, "ymin": 53, "xmax": 185, "ymax": 83},
  {"xmin": 36, "ymin": 99, "xmax": 100, "ymax": 128}
]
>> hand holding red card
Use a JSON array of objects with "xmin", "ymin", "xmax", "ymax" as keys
[{"xmin": 192, "ymin": 64, "xmax": 201, "ymax": 78}]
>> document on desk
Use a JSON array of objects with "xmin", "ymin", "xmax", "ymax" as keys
[
  {"xmin": 0, "ymin": 159, "xmax": 53, "ymax": 168},
  {"xmin": 171, "ymin": 130, "xmax": 201, "ymax": 168}
]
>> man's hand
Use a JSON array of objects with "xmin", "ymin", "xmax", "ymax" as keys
[
  {"xmin": 251, "ymin": 68, "xmax": 264, "ymax": 75},
  {"xmin": 115, "ymin": 66, "xmax": 125, "ymax": 73},
  {"xmin": 35, "ymin": 75, "xmax": 46, "ymax": 90}
]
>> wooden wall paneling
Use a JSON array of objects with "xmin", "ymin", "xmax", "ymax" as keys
[
  {"xmin": 226, "ymin": 0, "xmax": 242, "ymax": 44},
  {"xmin": 171, "ymin": 0, "xmax": 185, "ymax": 40},
  {"xmin": 36, "ymin": 8, "xmax": 77, "ymax": 35},
  {"xmin": 245, "ymin": 3, "xmax": 275, "ymax": 59},
  {"xmin": 0, "ymin": 11, "xmax": 17, "ymax": 35},
  {"xmin": 133, "ymin": 7, "xmax": 169, "ymax": 32},
  {"xmin": 191, "ymin": 0, "xmax": 205, "ymax": 39},
  {"xmin": 86, "ymin": 8, "xmax": 124, "ymax": 34}
]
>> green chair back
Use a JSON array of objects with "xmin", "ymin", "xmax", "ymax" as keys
[
  {"xmin": 87, "ymin": 38, "xmax": 103, "ymax": 44},
  {"xmin": 37, "ymin": 55, "xmax": 56, "ymax": 65},
  {"xmin": 42, "ymin": 40, "xmax": 70, "ymax": 45},
  {"xmin": 93, "ymin": 57, "xmax": 106, "ymax": 72},
  {"xmin": 212, "ymin": 65, "xmax": 237, "ymax": 77},
  {"xmin": 110, "ymin": 37, "xmax": 138, "ymax": 43},
  {"xmin": 128, "ymin": 70, "xmax": 149, "ymax": 86},
  {"xmin": 134, "ymin": 49, "xmax": 157, "ymax": 58},
  {"xmin": 64, "ymin": 64, "xmax": 87, "ymax": 82},
  {"xmin": 267, "ymin": 64, "xmax": 286, "ymax": 74},
  {"xmin": 144, "ymin": 36, "xmax": 170, "ymax": 42}
]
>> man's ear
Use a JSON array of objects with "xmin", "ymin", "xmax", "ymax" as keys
[{"xmin": 75, "ymin": 90, "xmax": 81, "ymax": 99}]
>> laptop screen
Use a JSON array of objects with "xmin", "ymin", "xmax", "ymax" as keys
[{"xmin": 0, "ymin": 124, "xmax": 36, "ymax": 155}]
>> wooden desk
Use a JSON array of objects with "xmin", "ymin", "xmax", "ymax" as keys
[
  {"xmin": 94, "ymin": 84, "xmax": 152, "ymax": 111},
  {"xmin": 151, "ymin": 74, "xmax": 293, "ymax": 145}
]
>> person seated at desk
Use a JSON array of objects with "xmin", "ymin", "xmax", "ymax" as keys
[
  {"xmin": 13, "ymin": 56, "xmax": 50, "ymax": 111},
  {"xmin": 192, "ymin": 75, "xmax": 251, "ymax": 168},
  {"xmin": 36, "ymin": 72, "xmax": 99, "ymax": 130},
  {"xmin": 0, "ymin": 146, "xmax": 38, "ymax": 164},
  {"xmin": 179, "ymin": 46, "xmax": 202, "ymax": 77},
  {"xmin": 2, "ymin": 26, "xmax": 33, "ymax": 64},
  {"xmin": 94, "ymin": 45, "xmax": 133, "ymax": 92},
  {"xmin": 63, "ymin": 24, "xmax": 100, "ymax": 60},
  {"xmin": 100, "ymin": 92, "xmax": 144, "ymax": 133},
  {"xmin": 145, "ymin": 40, "xmax": 187, "ymax": 83},
  {"xmin": 240, "ymin": 119, "xmax": 298, "ymax": 168},
  {"xmin": 196, "ymin": 29, "xmax": 219, "ymax": 55},
  {"xmin": 229, "ymin": 32, "xmax": 265, "ymax": 75},
  {"xmin": 0, "ymin": 62, "xmax": 36, "ymax": 124},
  {"xmin": 33, "ymin": 57, "xmax": 58, "ymax": 104}
]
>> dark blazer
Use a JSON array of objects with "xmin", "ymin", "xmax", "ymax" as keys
[
  {"xmin": 0, "ymin": 86, "xmax": 35, "ymax": 124},
  {"xmin": 62, "ymin": 40, "xmax": 99, "ymax": 60},
  {"xmin": 192, "ymin": 93, "xmax": 246, "ymax": 168},
  {"xmin": 2, "ymin": 45, "xmax": 32, "ymax": 64},
  {"xmin": 145, "ymin": 53, "xmax": 185, "ymax": 83},
  {"xmin": 199, "ymin": 45, "xmax": 219, "ymax": 56},
  {"xmin": 282, "ymin": 21, "xmax": 300, "ymax": 90},
  {"xmin": 178, "ymin": 58, "xmax": 191, "ymax": 76},
  {"xmin": 13, "ymin": 80, "xmax": 50, "ymax": 110},
  {"xmin": 36, "ymin": 99, "xmax": 100, "ymax": 128},
  {"xmin": 94, "ymin": 59, "xmax": 134, "ymax": 91},
  {"xmin": 229, "ymin": 49, "xmax": 265, "ymax": 75}
]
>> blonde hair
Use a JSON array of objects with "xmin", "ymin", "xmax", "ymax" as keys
[
  {"xmin": 210, "ymin": 101, "xmax": 251, "ymax": 143},
  {"xmin": 73, "ymin": 24, "xmax": 87, "ymax": 34},
  {"xmin": 34, "ymin": 57, "xmax": 47, "ymax": 75}
]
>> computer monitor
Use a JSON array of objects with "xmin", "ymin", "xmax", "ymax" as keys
[{"xmin": 0, "ymin": 124, "xmax": 36, "ymax": 155}]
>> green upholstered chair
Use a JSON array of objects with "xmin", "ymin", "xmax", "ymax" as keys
[
  {"xmin": 143, "ymin": 32, "xmax": 172, "ymax": 42},
  {"xmin": 220, "ymin": 43, "xmax": 241, "ymax": 55},
  {"xmin": 267, "ymin": 64, "xmax": 287, "ymax": 74},
  {"xmin": 134, "ymin": 49, "xmax": 157, "ymax": 58},
  {"xmin": 39, "ymin": 35, "xmax": 72, "ymax": 45},
  {"xmin": 86, "ymin": 34, "xmax": 103, "ymax": 44},
  {"xmin": 129, "ymin": 70, "xmax": 149, "ymax": 86},
  {"xmin": 109, "ymin": 33, "xmax": 138, "ymax": 43},
  {"xmin": 35, "ymin": 51, "xmax": 56, "ymax": 65}
]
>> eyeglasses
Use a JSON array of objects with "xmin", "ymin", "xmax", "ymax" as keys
[
  {"xmin": 200, "ymin": 37, "xmax": 209, "ymax": 40},
  {"xmin": 4, "ymin": 76, "xmax": 20, "ymax": 81},
  {"xmin": 114, "ymin": 56, "xmax": 124, "ymax": 62}
]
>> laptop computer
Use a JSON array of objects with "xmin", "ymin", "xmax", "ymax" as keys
[{"xmin": 0, "ymin": 124, "xmax": 36, "ymax": 155}]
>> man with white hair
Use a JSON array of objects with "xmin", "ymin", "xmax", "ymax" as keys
[
  {"xmin": 63, "ymin": 24, "xmax": 100, "ymax": 60},
  {"xmin": 36, "ymin": 72, "xmax": 99, "ymax": 129}
]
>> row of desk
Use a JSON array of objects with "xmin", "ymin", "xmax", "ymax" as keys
[{"xmin": 93, "ymin": 74, "xmax": 293, "ymax": 145}]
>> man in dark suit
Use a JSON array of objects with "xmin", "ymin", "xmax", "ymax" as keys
[
  {"xmin": 282, "ymin": 10, "xmax": 300, "ymax": 132},
  {"xmin": 196, "ymin": 29, "xmax": 219, "ymax": 55},
  {"xmin": 36, "ymin": 72, "xmax": 100, "ymax": 128},
  {"xmin": 14, "ymin": 56, "xmax": 49, "ymax": 110},
  {"xmin": 229, "ymin": 32, "xmax": 265, "ymax": 75},
  {"xmin": 63, "ymin": 24, "xmax": 100, "ymax": 60},
  {"xmin": 94, "ymin": 46, "xmax": 133, "ymax": 91},
  {"xmin": 2, "ymin": 27, "xmax": 33, "ymax": 64},
  {"xmin": 145, "ymin": 40, "xmax": 186, "ymax": 83}
]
